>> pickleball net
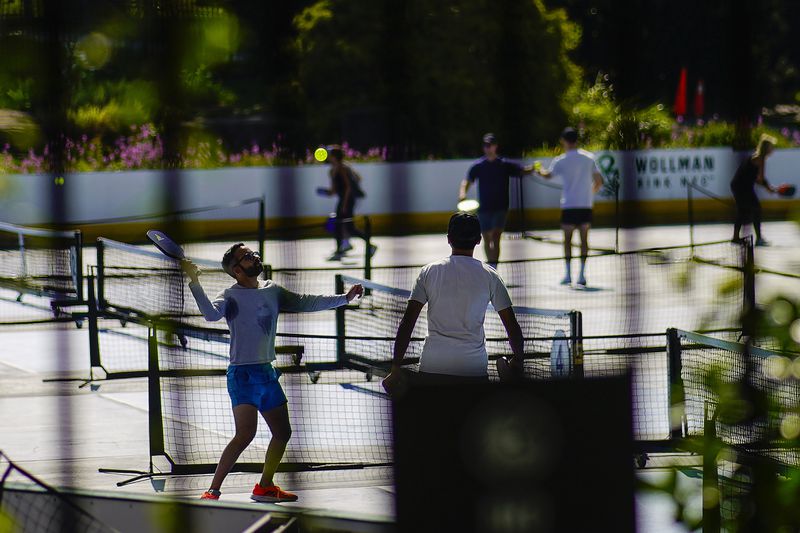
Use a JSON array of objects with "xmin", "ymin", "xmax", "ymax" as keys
[
  {"xmin": 96, "ymin": 238, "xmax": 238, "ymax": 327},
  {"xmin": 669, "ymin": 329, "xmax": 800, "ymax": 528},
  {"xmin": 499, "ymin": 239, "xmax": 750, "ymax": 337},
  {"xmin": 91, "ymin": 235, "xmax": 754, "ymax": 474},
  {"xmin": 670, "ymin": 328, "xmax": 800, "ymax": 450},
  {"xmin": 0, "ymin": 451, "xmax": 116, "ymax": 533},
  {"xmin": 68, "ymin": 196, "xmax": 266, "ymax": 258},
  {"xmin": 118, "ymin": 319, "xmax": 392, "ymax": 478},
  {"xmin": 339, "ymin": 275, "xmax": 681, "ymax": 442},
  {"xmin": 338, "ymin": 274, "xmax": 583, "ymax": 380},
  {"xmin": 92, "ymin": 237, "xmax": 347, "ymax": 378},
  {"xmin": 0, "ymin": 221, "xmax": 83, "ymax": 325},
  {"xmin": 116, "ymin": 274, "xmax": 583, "ymax": 478},
  {"xmin": 104, "ymin": 270, "xmax": 774, "ymax": 479}
]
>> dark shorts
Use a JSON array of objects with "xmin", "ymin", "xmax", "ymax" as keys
[
  {"xmin": 731, "ymin": 188, "xmax": 760, "ymax": 224},
  {"xmin": 477, "ymin": 210, "xmax": 508, "ymax": 232},
  {"xmin": 227, "ymin": 363, "xmax": 287, "ymax": 412},
  {"xmin": 561, "ymin": 208, "xmax": 593, "ymax": 226},
  {"xmin": 390, "ymin": 369, "xmax": 489, "ymax": 397},
  {"xmin": 408, "ymin": 370, "xmax": 489, "ymax": 386}
]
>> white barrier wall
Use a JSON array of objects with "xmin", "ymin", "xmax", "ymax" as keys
[{"xmin": 1, "ymin": 148, "xmax": 798, "ymax": 225}]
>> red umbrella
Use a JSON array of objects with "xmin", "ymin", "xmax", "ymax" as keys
[
  {"xmin": 693, "ymin": 79, "xmax": 705, "ymax": 118},
  {"xmin": 674, "ymin": 67, "xmax": 687, "ymax": 117}
]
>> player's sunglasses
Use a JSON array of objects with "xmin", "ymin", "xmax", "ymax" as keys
[{"xmin": 232, "ymin": 250, "xmax": 260, "ymax": 268}]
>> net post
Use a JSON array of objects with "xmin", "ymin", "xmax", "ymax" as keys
[
  {"xmin": 667, "ymin": 328, "xmax": 685, "ymax": 441},
  {"xmin": 95, "ymin": 239, "xmax": 106, "ymax": 309},
  {"xmin": 148, "ymin": 324, "xmax": 166, "ymax": 459},
  {"xmin": 742, "ymin": 236, "xmax": 756, "ymax": 338},
  {"xmin": 17, "ymin": 231, "xmax": 27, "ymax": 278},
  {"xmin": 687, "ymin": 183, "xmax": 695, "ymax": 255},
  {"xmin": 570, "ymin": 311, "xmax": 584, "ymax": 378},
  {"xmin": 364, "ymin": 216, "xmax": 373, "ymax": 282},
  {"xmin": 614, "ymin": 181, "xmax": 620, "ymax": 254},
  {"xmin": 702, "ymin": 402, "xmax": 721, "ymax": 533},
  {"xmin": 518, "ymin": 176, "xmax": 526, "ymax": 232},
  {"xmin": 335, "ymin": 274, "xmax": 347, "ymax": 367},
  {"xmin": 258, "ymin": 195, "xmax": 266, "ymax": 260},
  {"xmin": 73, "ymin": 230, "xmax": 84, "ymax": 302},
  {"xmin": 86, "ymin": 275, "xmax": 101, "ymax": 371}
]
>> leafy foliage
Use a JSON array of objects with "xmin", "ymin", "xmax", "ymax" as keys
[
  {"xmin": 292, "ymin": 0, "xmax": 582, "ymax": 157},
  {"xmin": 1, "ymin": 0, "xmax": 799, "ymax": 167},
  {"xmin": 523, "ymin": 74, "xmax": 799, "ymax": 156}
]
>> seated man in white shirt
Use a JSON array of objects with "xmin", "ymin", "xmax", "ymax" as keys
[
  {"xmin": 382, "ymin": 213, "xmax": 524, "ymax": 393},
  {"xmin": 536, "ymin": 127, "xmax": 604, "ymax": 287}
]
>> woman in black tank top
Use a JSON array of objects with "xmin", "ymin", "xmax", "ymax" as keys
[
  {"xmin": 326, "ymin": 146, "xmax": 375, "ymax": 261},
  {"xmin": 731, "ymin": 134, "xmax": 777, "ymax": 245}
]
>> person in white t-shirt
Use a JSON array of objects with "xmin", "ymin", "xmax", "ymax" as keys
[
  {"xmin": 382, "ymin": 213, "xmax": 524, "ymax": 393},
  {"xmin": 535, "ymin": 127, "xmax": 603, "ymax": 287}
]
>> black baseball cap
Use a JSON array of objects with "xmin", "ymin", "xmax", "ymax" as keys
[
  {"xmin": 448, "ymin": 212, "xmax": 482, "ymax": 247},
  {"xmin": 482, "ymin": 133, "xmax": 497, "ymax": 145},
  {"xmin": 560, "ymin": 127, "xmax": 578, "ymax": 143}
]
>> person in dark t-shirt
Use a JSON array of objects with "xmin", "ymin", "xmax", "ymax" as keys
[
  {"xmin": 458, "ymin": 133, "xmax": 533, "ymax": 268},
  {"xmin": 731, "ymin": 134, "xmax": 777, "ymax": 246}
]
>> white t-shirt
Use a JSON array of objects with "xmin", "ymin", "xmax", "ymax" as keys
[
  {"xmin": 548, "ymin": 148, "xmax": 602, "ymax": 209},
  {"xmin": 409, "ymin": 255, "xmax": 513, "ymax": 377}
]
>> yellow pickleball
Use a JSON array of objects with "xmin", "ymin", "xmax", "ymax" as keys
[{"xmin": 314, "ymin": 147, "xmax": 328, "ymax": 162}]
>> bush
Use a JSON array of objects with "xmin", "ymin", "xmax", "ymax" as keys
[
  {"xmin": 0, "ymin": 124, "xmax": 388, "ymax": 174},
  {"xmin": 524, "ymin": 74, "xmax": 800, "ymax": 155}
]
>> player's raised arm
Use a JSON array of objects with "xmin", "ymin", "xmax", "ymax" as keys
[
  {"xmin": 182, "ymin": 260, "xmax": 226, "ymax": 322},
  {"xmin": 181, "ymin": 259, "xmax": 200, "ymax": 283}
]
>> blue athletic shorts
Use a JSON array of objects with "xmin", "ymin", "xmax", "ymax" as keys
[
  {"xmin": 477, "ymin": 210, "xmax": 507, "ymax": 232},
  {"xmin": 226, "ymin": 363, "xmax": 287, "ymax": 412}
]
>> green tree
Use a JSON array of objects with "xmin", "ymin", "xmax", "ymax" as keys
[
  {"xmin": 550, "ymin": 0, "xmax": 800, "ymax": 122},
  {"xmin": 293, "ymin": 0, "xmax": 582, "ymax": 158}
]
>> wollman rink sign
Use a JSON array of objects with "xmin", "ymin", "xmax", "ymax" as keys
[{"xmin": 593, "ymin": 148, "xmax": 738, "ymax": 201}]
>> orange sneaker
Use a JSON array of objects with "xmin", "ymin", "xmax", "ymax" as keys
[
  {"xmin": 200, "ymin": 489, "xmax": 221, "ymax": 500},
  {"xmin": 250, "ymin": 483, "xmax": 298, "ymax": 503}
]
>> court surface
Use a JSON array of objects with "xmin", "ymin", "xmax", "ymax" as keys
[{"xmin": 1, "ymin": 221, "xmax": 797, "ymax": 532}]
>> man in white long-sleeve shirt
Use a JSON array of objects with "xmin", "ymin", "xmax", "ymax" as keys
[{"xmin": 183, "ymin": 243, "xmax": 363, "ymax": 503}]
